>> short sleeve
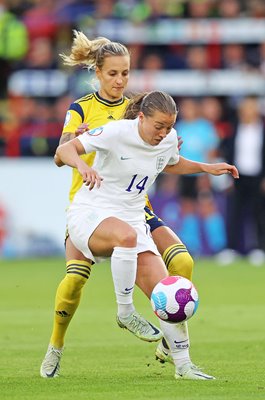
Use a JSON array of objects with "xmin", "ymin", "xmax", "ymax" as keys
[
  {"xmin": 77, "ymin": 123, "xmax": 118, "ymax": 154},
  {"xmin": 62, "ymin": 103, "xmax": 84, "ymax": 134},
  {"xmin": 167, "ymin": 130, "xmax": 179, "ymax": 165}
]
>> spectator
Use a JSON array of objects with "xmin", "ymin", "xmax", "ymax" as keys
[
  {"xmin": 217, "ymin": 0, "xmax": 242, "ymax": 18},
  {"xmin": 221, "ymin": 44, "xmax": 249, "ymax": 71},
  {"xmin": 127, "ymin": 44, "xmax": 143, "ymax": 69},
  {"xmin": 222, "ymin": 96, "xmax": 265, "ymax": 264},
  {"xmin": 140, "ymin": 51, "xmax": 165, "ymax": 70},
  {"xmin": 186, "ymin": 46, "xmax": 209, "ymax": 71},
  {"xmin": 197, "ymin": 190, "xmax": 227, "ymax": 254},
  {"xmin": 186, "ymin": 0, "xmax": 214, "ymax": 18},
  {"xmin": 22, "ymin": 0, "xmax": 58, "ymax": 41},
  {"xmin": 259, "ymin": 42, "xmax": 265, "ymax": 75},
  {"xmin": 175, "ymin": 98, "xmax": 222, "ymax": 255},
  {"xmin": 201, "ymin": 97, "xmax": 233, "ymax": 140},
  {"xmin": 94, "ymin": 0, "xmax": 115, "ymax": 19},
  {"xmin": 165, "ymin": 45, "xmax": 187, "ymax": 70},
  {"xmin": 0, "ymin": 0, "xmax": 28, "ymax": 98},
  {"xmin": 23, "ymin": 37, "xmax": 57, "ymax": 69},
  {"xmin": 247, "ymin": 0, "xmax": 265, "ymax": 18}
]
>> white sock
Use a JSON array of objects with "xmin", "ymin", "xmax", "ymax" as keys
[
  {"xmin": 111, "ymin": 246, "xmax": 137, "ymax": 318},
  {"xmin": 159, "ymin": 320, "xmax": 191, "ymax": 370}
]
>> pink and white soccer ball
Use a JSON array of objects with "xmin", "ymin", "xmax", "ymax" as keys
[{"xmin": 151, "ymin": 276, "xmax": 199, "ymax": 323}]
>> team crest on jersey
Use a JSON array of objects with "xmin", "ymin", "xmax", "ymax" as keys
[
  {"xmin": 156, "ymin": 156, "xmax": 166, "ymax": 172},
  {"xmin": 63, "ymin": 111, "xmax": 71, "ymax": 127},
  {"xmin": 87, "ymin": 127, "xmax": 103, "ymax": 136}
]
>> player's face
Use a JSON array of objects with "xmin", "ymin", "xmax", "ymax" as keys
[
  {"xmin": 138, "ymin": 110, "xmax": 176, "ymax": 146},
  {"xmin": 96, "ymin": 55, "xmax": 130, "ymax": 101}
]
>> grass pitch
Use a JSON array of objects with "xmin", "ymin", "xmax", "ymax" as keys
[{"xmin": 0, "ymin": 257, "xmax": 265, "ymax": 400}]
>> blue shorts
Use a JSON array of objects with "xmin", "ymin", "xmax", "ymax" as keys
[{"xmin": 144, "ymin": 205, "xmax": 166, "ymax": 232}]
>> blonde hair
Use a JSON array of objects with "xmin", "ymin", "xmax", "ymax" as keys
[{"xmin": 60, "ymin": 30, "xmax": 129, "ymax": 69}]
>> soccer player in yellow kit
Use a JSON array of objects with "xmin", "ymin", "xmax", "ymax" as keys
[{"xmin": 40, "ymin": 31, "xmax": 195, "ymax": 378}]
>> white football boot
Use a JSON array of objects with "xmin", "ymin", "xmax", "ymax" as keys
[
  {"xmin": 117, "ymin": 311, "xmax": 163, "ymax": 342},
  {"xmin": 175, "ymin": 363, "xmax": 216, "ymax": 380},
  {"xmin": 40, "ymin": 344, "xmax": 63, "ymax": 378},
  {"xmin": 155, "ymin": 340, "xmax": 174, "ymax": 364}
]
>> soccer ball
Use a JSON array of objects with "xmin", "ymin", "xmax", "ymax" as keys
[{"xmin": 151, "ymin": 276, "xmax": 199, "ymax": 323}]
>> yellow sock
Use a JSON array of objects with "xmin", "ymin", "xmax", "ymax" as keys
[
  {"xmin": 50, "ymin": 259, "xmax": 91, "ymax": 348},
  {"xmin": 163, "ymin": 244, "xmax": 194, "ymax": 281}
]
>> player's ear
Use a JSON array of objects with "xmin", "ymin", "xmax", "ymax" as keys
[
  {"xmin": 138, "ymin": 111, "xmax": 144, "ymax": 122},
  {"xmin": 95, "ymin": 66, "xmax": 101, "ymax": 79}
]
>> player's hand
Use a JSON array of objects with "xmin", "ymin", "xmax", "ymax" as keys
[
  {"xmin": 177, "ymin": 136, "xmax": 183, "ymax": 151},
  {"xmin": 75, "ymin": 123, "xmax": 89, "ymax": 136},
  {"xmin": 77, "ymin": 162, "xmax": 103, "ymax": 190},
  {"xmin": 203, "ymin": 162, "xmax": 239, "ymax": 179}
]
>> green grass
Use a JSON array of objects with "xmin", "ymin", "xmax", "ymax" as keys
[{"xmin": 0, "ymin": 257, "xmax": 265, "ymax": 400}]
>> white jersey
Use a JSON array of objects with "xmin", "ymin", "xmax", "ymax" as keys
[{"xmin": 72, "ymin": 118, "xmax": 179, "ymax": 224}]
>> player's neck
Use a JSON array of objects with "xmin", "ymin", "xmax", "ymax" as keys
[{"xmin": 97, "ymin": 90, "xmax": 123, "ymax": 104}]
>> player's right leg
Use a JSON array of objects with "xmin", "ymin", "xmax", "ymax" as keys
[
  {"xmin": 144, "ymin": 206, "xmax": 194, "ymax": 363},
  {"xmin": 88, "ymin": 217, "xmax": 162, "ymax": 342},
  {"xmin": 40, "ymin": 237, "xmax": 92, "ymax": 378}
]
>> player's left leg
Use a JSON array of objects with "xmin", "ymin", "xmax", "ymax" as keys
[
  {"xmin": 136, "ymin": 252, "xmax": 215, "ymax": 380},
  {"xmin": 136, "ymin": 252, "xmax": 191, "ymax": 372},
  {"xmin": 159, "ymin": 320, "xmax": 215, "ymax": 380},
  {"xmin": 51, "ymin": 238, "xmax": 92, "ymax": 349},
  {"xmin": 40, "ymin": 237, "xmax": 92, "ymax": 378}
]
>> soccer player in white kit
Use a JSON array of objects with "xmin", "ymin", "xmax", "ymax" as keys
[{"xmin": 54, "ymin": 91, "xmax": 239, "ymax": 381}]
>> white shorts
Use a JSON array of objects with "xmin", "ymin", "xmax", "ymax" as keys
[{"xmin": 66, "ymin": 205, "xmax": 160, "ymax": 263}]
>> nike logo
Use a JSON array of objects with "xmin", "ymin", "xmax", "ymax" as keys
[
  {"xmin": 148, "ymin": 322, "xmax": 161, "ymax": 336},
  {"xmin": 174, "ymin": 339, "xmax": 189, "ymax": 349},
  {"xmin": 174, "ymin": 340, "xmax": 188, "ymax": 344},
  {"xmin": 120, "ymin": 156, "xmax": 132, "ymax": 160},
  {"xmin": 45, "ymin": 362, "xmax": 59, "ymax": 378},
  {"xmin": 193, "ymin": 373, "xmax": 213, "ymax": 379},
  {"xmin": 124, "ymin": 286, "xmax": 134, "ymax": 293}
]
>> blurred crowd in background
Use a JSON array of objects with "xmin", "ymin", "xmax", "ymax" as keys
[{"xmin": 1, "ymin": 0, "xmax": 265, "ymax": 263}]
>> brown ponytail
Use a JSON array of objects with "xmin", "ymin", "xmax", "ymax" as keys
[
  {"xmin": 123, "ymin": 93, "xmax": 147, "ymax": 119},
  {"xmin": 124, "ymin": 91, "xmax": 177, "ymax": 119}
]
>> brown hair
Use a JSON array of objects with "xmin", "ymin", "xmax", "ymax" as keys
[
  {"xmin": 124, "ymin": 91, "xmax": 178, "ymax": 119},
  {"xmin": 60, "ymin": 30, "xmax": 129, "ymax": 69}
]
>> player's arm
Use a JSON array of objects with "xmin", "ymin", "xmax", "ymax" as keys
[
  {"xmin": 164, "ymin": 156, "xmax": 239, "ymax": 179},
  {"xmin": 54, "ymin": 133, "xmax": 75, "ymax": 167},
  {"xmin": 55, "ymin": 138, "xmax": 102, "ymax": 190},
  {"xmin": 55, "ymin": 123, "xmax": 89, "ymax": 167}
]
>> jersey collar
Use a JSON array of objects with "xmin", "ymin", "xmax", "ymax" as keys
[{"xmin": 94, "ymin": 91, "xmax": 125, "ymax": 107}]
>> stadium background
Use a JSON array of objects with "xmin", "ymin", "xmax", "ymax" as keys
[{"xmin": 1, "ymin": 0, "xmax": 265, "ymax": 264}]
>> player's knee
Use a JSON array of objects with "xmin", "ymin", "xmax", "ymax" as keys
[
  {"xmin": 115, "ymin": 227, "xmax": 137, "ymax": 248},
  {"xmin": 65, "ymin": 260, "xmax": 92, "ymax": 295},
  {"xmin": 177, "ymin": 252, "xmax": 194, "ymax": 281},
  {"xmin": 163, "ymin": 245, "xmax": 194, "ymax": 281}
]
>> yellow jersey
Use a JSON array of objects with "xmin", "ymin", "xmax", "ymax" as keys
[
  {"xmin": 62, "ymin": 91, "xmax": 153, "ymax": 209},
  {"xmin": 62, "ymin": 91, "xmax": 129, "ymax": 202}
]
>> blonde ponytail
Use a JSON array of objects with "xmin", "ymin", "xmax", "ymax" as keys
[{"xmin": 60, "ymin": 30, "xmax": 128, "ymax": 69}]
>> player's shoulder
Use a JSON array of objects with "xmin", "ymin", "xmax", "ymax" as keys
[
  {"xmin": 74, "ymin": 93, "xmax": 94, "ymax": 105},
  {"xmin": 103, "ymin": 118, "xmax": 135, "ymax": 131},
  {"xmin": 167, "ymin": 127, "xmax": 177, "ymax": 142},
  {"xmin": 94, "ymin": 118, "xmax": 134, "ymax": 142},
  {"xmin": 70, "ymin": 93, "xmax": 93, "ymax": 112}
]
